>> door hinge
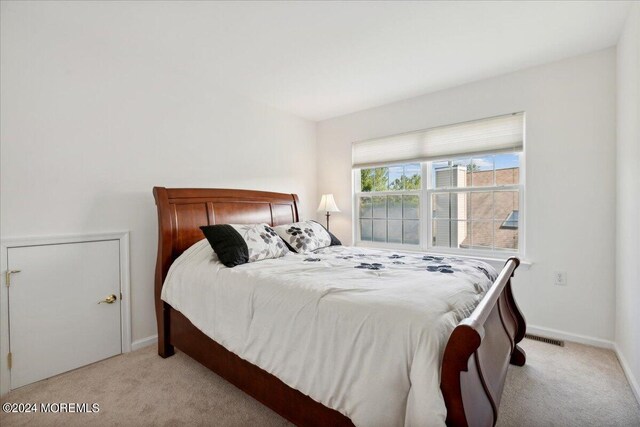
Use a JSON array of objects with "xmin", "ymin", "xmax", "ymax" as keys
[
  {"xmin": 5, "ymin": 270, "xmax": 21, "ymax": 287},
  {"xmin": 7, "ymin": 352, "xmax": 12, "ymax": 369},
  {"xmin": 120, "ymin": 292, "xmax": 123, "ymax": 300}
]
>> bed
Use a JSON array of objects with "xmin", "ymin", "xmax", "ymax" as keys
[{"xmin": 153, "ymin": 187, "xmax": 526, "ymax": 427}]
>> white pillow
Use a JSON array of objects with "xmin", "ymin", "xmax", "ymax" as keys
[{"xmin": 273, "ymin": 221, "xmax": 332, "ymax": 254}]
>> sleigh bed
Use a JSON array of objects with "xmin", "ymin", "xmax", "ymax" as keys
[{"xmin": 153, "ymin": 187, "xmax": 526, "ymax": 427}]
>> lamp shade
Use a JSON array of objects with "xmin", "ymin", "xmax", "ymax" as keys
[{"xmin": 317, "ymin": 194, "xmax": 340, "ymax": 213}]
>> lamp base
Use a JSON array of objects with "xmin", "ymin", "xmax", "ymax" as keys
[{"xmin": 325, "ymin": 212, "xmax": 330, "ymax": 231}]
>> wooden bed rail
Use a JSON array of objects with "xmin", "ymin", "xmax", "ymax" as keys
[
  {"xmin": 464, "ymin": 257, "xmax": 519, "ymax": 331},
  {"xmin": 441, "ymin": 257, "xmax": 525, "ymax": 427}
]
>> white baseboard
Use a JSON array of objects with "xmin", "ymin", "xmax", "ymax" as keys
[
  {"xmin": 615, "ymin": 344, "xmax": 640, "ymax": 405},
  {"xmin": 526, "ymin": 325, "xmax": 614, "ymax": 349},
  {"xmin": 131, "ymin": 335, "xmax": 158, "ymax": 351}
]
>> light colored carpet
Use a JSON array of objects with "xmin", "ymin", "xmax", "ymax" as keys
[
  {"xmin": 1, "ymin": 338, "xmax": 638, "ymax": 426},
  {"xmin": 497, "ymin": 339, "xmax": 639, "ymax": 427}
]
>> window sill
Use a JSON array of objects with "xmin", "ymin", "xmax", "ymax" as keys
[{"xmin": 353, "ymin": 241, "xmax": 532, "ymax": 271}]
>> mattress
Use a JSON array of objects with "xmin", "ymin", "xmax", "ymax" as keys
[{"xmin": 161, "ymin": 240, "xmax": 497, "ymax": 427}]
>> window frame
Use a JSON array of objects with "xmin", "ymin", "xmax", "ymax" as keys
[{"xmin": 352, "ymin": 152, "xmax": 525, "ymax": 260}]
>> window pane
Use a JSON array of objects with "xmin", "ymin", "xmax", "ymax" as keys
[
  {"xmin": 453, "ymin": 158, "xmax": 471, "ymax": 188},
  {"xmin": 388, "ymin": 166, "xmax": 404, "ymax": 190},
  {"xmin": 403, "ymin": 220, "xmax": 420, "ymax": 244},
  {"xmin": 404, "ymin": 163, "xmax": 422, "ymax": 190},
  {"xmin": 432, "ymin": 193, "xmax": 450, "ymax": 219},
  {"xmin": 470, "ymin": 156, "xmax": 494, "ymax": 187},
  {"xmin": 448, "ymin": 192, "xmax": 468, "ymax": 220},
  {"xmin": 501, "ymin": 210, "xmax": 519, "ymax": 229},
  {"xmin": 470, "ymin": 191, "xmax": 493, "ymax": 220},
  {"xmin": 451, "ymin": 220, "xmax": 470, "ymax": 249},
  {"xmin": 373, "ymin": 220, "xmax": 387, "ymax": 242},
  {"xmin": 432, "ymin": 219, "xmax": 450, "ymax": 247},
  {"xmin": 495, "ymin": 221, "xmax": 519, "ymax": 250},
  {"xmin": 495, "ymin": 153, "xmax": 520, "ymax": 185},
  {"xmin": 388, "ymin": 195, "xmax": 402, "ymax": 219},
  {"xmin": 359, "ymin": 197, "xmax": 372, "ymax": 218},
  {"xmin": 471, "ymin": 221, "xmax": 493, "ymax": 248},
  {"xmin": 388, "ymin": 220, "xmax": 403, "ymax": 243},
  {"xmin": 426, "ymin": 188, "xmax": 519, "ymax": 252},
  {"xmin": 432, "ymin": 161, "xmax": 451, "ymax": 188},
  {"xmin": 360, "ymin": 169, "xmax": 374, "ymax": 192},
  {"xmin": 372, "ymin": 196, "xmax": 387, "ymax": 218},
  {"xmin": 432, "ymin": 220, "xmax": 470, "ymax": 248},
  {"xmin": 373, "ymin": 167, "xmax": 389, "ymax": 191},
  {"xmin": 494, "ymin": 191, "xmax": 519, "ymax": 220},
  {"xmin": 360, "ymin": 219, "xmax": 372, "ymax": 241},
  {"xmin": 357, "ymin": 163, "xmax": 424, "ymax": 247},
  {"xmin": 403, "ymin": 195, "xmax": 420, "ymax": 219},
  {"xmin": 434, "ymin": 192, "xmax": 469, "ymax": 220}
]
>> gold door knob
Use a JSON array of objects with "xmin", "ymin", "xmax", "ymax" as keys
[
  {"xmin": 98, "ymin": 294, "xmax": 117, "ymax": 304},
  {"xmin": 5, "ymin": 270, "xmax": 21, "ymax": 287}
]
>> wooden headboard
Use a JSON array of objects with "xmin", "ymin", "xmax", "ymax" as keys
[{"xmin": 153, "ymin": 187, "xmax": 300, "ymax": 287}]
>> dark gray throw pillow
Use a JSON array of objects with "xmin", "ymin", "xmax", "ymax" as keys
[{"xmin": 311, "ymin": 220, "xmax": 342, "ymax": 246}]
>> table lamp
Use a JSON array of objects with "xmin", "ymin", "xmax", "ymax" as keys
[{"xmin": 317, "ymin": 194, "xmax": 340, "ymax": 231}]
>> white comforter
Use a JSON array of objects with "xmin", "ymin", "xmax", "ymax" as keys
[{"xmin": 161, "ymin": 240, "xmax": 497, "ymax": 427}]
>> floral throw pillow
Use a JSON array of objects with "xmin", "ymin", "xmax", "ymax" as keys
[
  {"xmin": 200, "ymin": 223, "xmax": 288, "ymax": 267},
  {"xmin": 273, "ymin": 220, "xmax": 332, "ymax": 254}
]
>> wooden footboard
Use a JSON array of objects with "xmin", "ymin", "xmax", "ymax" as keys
[
  {"xmin": 441, "ymin": 257, "xmax": 525, "ymax": 427},
  {"xmin": 153, "ymin": 187, "xmax": 525, "ymax": 427}
]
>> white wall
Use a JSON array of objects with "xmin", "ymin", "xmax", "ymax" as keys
[
  {"xmin": 0, "ymin": 3, "xmax": 317, "ymax": 343},
  {"xmin": 0, "ymin": 2, "xmax": 628, "ymax": 356},
  {"xmin": 615, "ymin": 3, "xmax": 640, "ymax": 401},
  {"xmin": 318, "ymin": 49, "xmax": 617, "ymax": 343}
]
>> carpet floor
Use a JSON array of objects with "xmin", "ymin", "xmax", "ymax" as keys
[{"xmin": 1, "ymin": 338, "xmax": 638, "ymax": 426}]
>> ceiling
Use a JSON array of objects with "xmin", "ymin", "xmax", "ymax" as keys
[{"xmin": 5, "ymin": 1, "xmax": 633, "ymax": 121}]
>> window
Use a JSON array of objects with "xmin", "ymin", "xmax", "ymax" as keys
[
  {"xmin": 352, "ymin": 113, "xmax": 524, "ymax": 257},
  {"xmin": 356, "ymin": 164, "xmax": 421, "ymax": 245},
  {"xmin": 428, "ymin": 153, "xmax": 521, "ymax": 253}
]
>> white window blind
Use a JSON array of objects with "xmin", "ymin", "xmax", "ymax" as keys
[{"xmin": 352, "ymin": 113, "xmax": 524, "ymax": 168}]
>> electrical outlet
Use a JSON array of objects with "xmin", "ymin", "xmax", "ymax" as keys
[{"xmin": 554, "ymin": 271, "xmax": 567, "ymax": 286}]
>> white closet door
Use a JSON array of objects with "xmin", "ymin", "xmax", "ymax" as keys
[{"xmin": 8, "ymin": 240, "xmax": 121, "ymax": 389}]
